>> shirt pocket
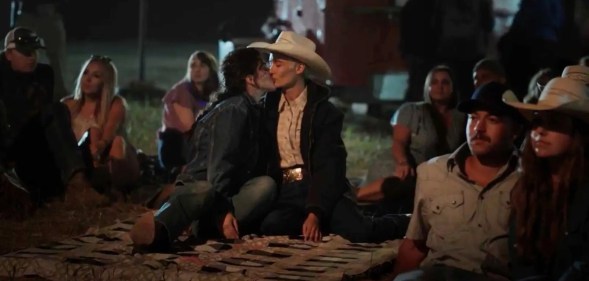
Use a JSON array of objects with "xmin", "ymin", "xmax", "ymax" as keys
[
  {"xmin": 428, "ymin": 193, "xmax": 465, "ymax": 236},
  {"xmin": 496, "ymin": 190, "xmax": 512, "ymax": 230}
]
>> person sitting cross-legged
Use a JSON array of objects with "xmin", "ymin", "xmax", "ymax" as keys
[{"xmin": 130, "ymin": 48, "xmax": 278, "ymax": 251}]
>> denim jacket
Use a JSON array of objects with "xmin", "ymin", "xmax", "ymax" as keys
[{"xmin": 178, "ymin": 93, "xmax": 263, "ymax": 212}]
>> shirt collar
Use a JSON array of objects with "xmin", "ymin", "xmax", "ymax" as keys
[
  {"xmin": 447, "ymin": 142, "xmax": 520, "ymax": 183},
  {"xmin": 278, "ymin": 87, "xmax": 308, "ymax": 112},
  {"xmin": 242, "ymin": 92, "xmax": 266, "ymax": 107}
]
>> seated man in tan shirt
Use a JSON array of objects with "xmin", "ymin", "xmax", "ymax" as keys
[{"xmin": 391, "ymin": 82, "xmax": 523, "ymax": 280}]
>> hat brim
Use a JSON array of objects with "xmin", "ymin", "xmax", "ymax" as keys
[
  {"xmin": 503, "ymin": 91, "xmax": 589, "ymax": 124},
  {"xmin": 6, "ymin": 42, "xmax": 45, "ymax": 53},
  {"xmin": 457, "ymin": 100, "xmax": 514, "ymax": 117},
  {"xmin": 248, "ymin": 41, "xmax": 332, "ymax": 81}
]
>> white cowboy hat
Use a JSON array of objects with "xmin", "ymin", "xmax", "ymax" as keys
[
  {"xmin": 247, "ymin": 31, "xmax": 332, "ymax": 81},
  {"xmin": 503, "ymin": 77, "xmax": 589, "ymax": 123},
  {"xmin": 561, "ymin": 65, "xmax": 589, "ymax": 84}
]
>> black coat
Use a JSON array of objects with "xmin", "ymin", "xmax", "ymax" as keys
[
  {"xmin": 510, "ymin": 182, "xmax": 589, "ymax": 281},
  {"xmin": 0, "ymin": 51, "xmax": 54, "ymax": 153},
  {"xmin": 263, "ymin": 80, "xmax": 349, "ymax": 220}
]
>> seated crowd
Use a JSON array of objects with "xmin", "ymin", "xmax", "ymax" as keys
[{"xmin": 1, "ymin": 26, "xmax": 589, "ymax": 281}]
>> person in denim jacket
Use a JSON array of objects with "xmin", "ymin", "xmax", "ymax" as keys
[{"xmin": 130, "ymin": 48, "xmax": 277, "ymax": 251}]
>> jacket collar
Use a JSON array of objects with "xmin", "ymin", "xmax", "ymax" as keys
[{"xmin": 264, "ymin": 79, "xmax": 330, "ymax": 110}]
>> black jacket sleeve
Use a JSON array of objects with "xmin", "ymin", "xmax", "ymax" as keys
[{"xmin": 305, "ymin": 103, "xmax": 348, "ymax": 220}]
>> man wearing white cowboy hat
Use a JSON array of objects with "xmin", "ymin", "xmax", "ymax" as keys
[{"xmin": 248, "ymin": 31, "xmax": 409, "ymax": 243}]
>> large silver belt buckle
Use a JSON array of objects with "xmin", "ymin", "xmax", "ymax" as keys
[{"xmin": 283, "ymin": 167, "xmax": 303, "ymax": 184}]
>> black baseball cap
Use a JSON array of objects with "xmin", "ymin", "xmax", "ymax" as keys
[
  {"xmin": 457, "ymin": 82, "xmax": 522, "ymax": 120},
  {"xmin": 4, "ymin": 27, "xmax": 45, "ymax": 56}
]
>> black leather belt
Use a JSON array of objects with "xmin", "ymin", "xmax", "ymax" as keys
[{"xmin": 282, "ymin": 166, "xmax": 305, "ymax": 184}]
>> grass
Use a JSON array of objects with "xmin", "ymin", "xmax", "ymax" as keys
[
  {"xmin": 61, "ymin": 40, "xmax": 393, "ymax": 178},
  {"xmin": 123, "ymin": 98, "xmax": 391, "ymax": 179}
]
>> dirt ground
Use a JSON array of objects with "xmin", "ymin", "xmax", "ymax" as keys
[{"xmin": 0, "ymin": 198, "xmax": 149, "ymax": 255}]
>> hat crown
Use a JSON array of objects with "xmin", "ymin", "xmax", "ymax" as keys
[
  {"xmin": 275, "ymin": 31, "xmax": 316, "ymax": 52},
  {"xmin": 471, "ymin": 81, "xmax": 509, "ymax": 101},
  {"xmin": 561, "ymin": 65, "xmax": 589, "ymax": 84},
  {"xmin": 247, "ymin": 31, "xmax": 331, "ymax": 80},
  {"xmin": 457, "ymin": 82, "xmax": 521, "ymax": 119},
  {"xmin": 4, "ymin": 27, "xmax": 43, "ymax": 50},
  {"xmin": 537, "ymin": 77, "xmax": 589, "ymax": 107}
]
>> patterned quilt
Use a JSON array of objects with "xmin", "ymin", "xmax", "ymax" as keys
[{"xmin": 0, "ymin": 217, "xmax": 400, "ymax": 281}]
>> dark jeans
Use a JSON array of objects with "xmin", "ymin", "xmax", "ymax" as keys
[
  {"xmin": 4, "ymin": 102, "xmax": 86, "ymax": 204},
  {"xmin": 395, "ymin": 265, "xmax": 503, "ymax": 281},
  {"xmin": 260, "ymin": 179, "xmax": 410, "ymax": 243},
  {"xmin": 155, "ymin": 176, "xmax": 276, "ymax": 242}
]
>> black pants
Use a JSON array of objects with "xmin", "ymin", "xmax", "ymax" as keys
[
  {"xmin": 4, "ymin": 103, "xmax": 86, "ymax": 204},
  {"xmin": 157, "ymin": 128, "xmax": 187, "ymax": 180},
  {"xmin": 260, "ymin": 179, "xmax": 409, "ymax": 243}
]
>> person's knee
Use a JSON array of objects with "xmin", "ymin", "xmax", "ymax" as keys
[
  {"xmin": 109, "ymin": 136, "xmax": 126, "ymax": 160},
  {"xmin": 188, "ymin": 182, "xmax": 216, "ymax": 202},
  {"xmin": 251, "ymin": 176, "xmax": 277, "ymax": 202}
]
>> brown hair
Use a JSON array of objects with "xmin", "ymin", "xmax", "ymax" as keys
[
  {"xmin": 423, "ymin": 65, "xmax": 458, "ymax": 108},
  {"xmin": 512, "ymin": 117, "xmax": 589, "ymax": 262},
  {"xmin": 185, "ymin": 50, "xmax": 220, "ymax": 101}
]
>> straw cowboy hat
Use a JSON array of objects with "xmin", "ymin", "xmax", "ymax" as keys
[
  {"xmin": 247, "ymin": 31, "xmax": 332, "ymax": 81},
  {"xmin": 503, "ymin": 77, "xmax": 589, "ymax": 123},
  {"xmin": 561, "ymin": 65, "xmax": 589, "ymax": 84}
]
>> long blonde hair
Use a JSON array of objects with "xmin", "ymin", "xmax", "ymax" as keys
[{"xmin": 71, "ymin": 55, "xmax": 121, "ymax": 128}]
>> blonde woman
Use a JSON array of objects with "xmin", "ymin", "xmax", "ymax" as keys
[{"xmin": 62, "ymin": 55, "xmax": 139, "ymax": 193}]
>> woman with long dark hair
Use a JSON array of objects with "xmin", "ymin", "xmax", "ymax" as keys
[
  {"xmin": 504, "ymin": 77, "xmax": 589, "ymax": 280},
  {"xmin": 157, "ymin": 51, "xmax": 220, "ymax": 179}
]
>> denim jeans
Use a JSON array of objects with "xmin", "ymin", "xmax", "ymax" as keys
[
  {"xmin": 395, "ymin": 265, "xmax": 499, "ymax": 281},
  {"xmin": 155, "ymin": 176, "xmax": 276, "ymax": 242},
  {"xmin": 259, "ymin": 179, "xmax": 309, "ymax": 236}
]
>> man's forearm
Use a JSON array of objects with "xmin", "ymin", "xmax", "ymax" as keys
[{"xmin": 391, "ymin": 238, "xmax": 428, "ymax": 278}]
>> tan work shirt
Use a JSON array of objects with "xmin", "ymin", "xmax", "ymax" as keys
[
  {"xmin": 405, "ymin": 143, "xmax": 520, "ymax": 274},
  {"xmin": 277, "ymin": 88, "xmax": 307, "ymax": 169}
]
